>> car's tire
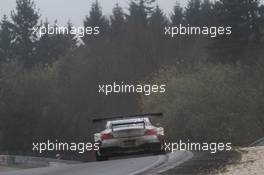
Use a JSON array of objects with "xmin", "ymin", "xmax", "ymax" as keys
[
  {"xmin": 154, "ymin": 149, "xmax": 166, "ymax": 155},
  {"xmin": 95, "ymin": 151, "xmax": 109, "ymax": 161},
  {"xmin": 153, "ymin": 143, "xmax": 166, "ymax": 155},
  {"xmin": 158, "ymin": 149, "xmax": 166, "ymax": 155}
]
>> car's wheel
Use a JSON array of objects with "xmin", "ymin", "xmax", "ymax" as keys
[
  {"xmin": 95, "ymin": 151, "xmax": 109, "ymax": 161},
  {"xmin": 154, "ymin": 143, "xmax": 166, "ymax": 155},
  {"xmin": 156, "ymin": 149, "xmax": 166, "ymax": 155},
  {"xmin": 153, "ymin": 148, "xmax": 166, "ymax": 155}
]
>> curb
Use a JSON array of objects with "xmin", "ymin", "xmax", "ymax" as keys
[{"xmin": 157, "ymin": 151, "xmax": 194, "ymax": 174}]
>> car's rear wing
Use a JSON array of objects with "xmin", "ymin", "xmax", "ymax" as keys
[
  {"xmin": 92, "ymin": 112, "xmax": 163, "ymax": 123},
  {"xmin": 112, "ymin": 121, "xmax": 146, "ymax": 131}
]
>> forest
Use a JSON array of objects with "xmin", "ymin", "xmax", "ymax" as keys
[{"xmin": 0, "ymin": 0, "xmax": 264, "ymax": 160}]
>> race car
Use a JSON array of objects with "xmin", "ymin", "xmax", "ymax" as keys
[{"xmin": 93, "ymin": 113, "xmax": 165, "ymax": 161}]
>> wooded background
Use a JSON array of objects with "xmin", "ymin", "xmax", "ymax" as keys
[{"xmin": 0, "ymin": 0, "xmax": 264, "ymax": 160}]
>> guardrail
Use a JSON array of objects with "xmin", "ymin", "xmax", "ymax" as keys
[{"xmin": 0, "ymin": 155, "xmax": 80, "ymax": 168}]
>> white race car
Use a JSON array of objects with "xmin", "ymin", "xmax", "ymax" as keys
[{"xmin": 93, "ymin": 113, "xmax": 165, "ymax": 161}]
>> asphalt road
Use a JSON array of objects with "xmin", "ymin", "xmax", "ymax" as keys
[
  {"xmin": 0, "ymin": 166, "xmax": 21, "ymax": 173},
  {"xmin": 0, "ymin": 154, "xmax": 167, "ymax": 175}
]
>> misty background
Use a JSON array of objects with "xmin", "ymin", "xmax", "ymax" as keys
[
  {"xmin": 0, "ymin": 0, "xmax": 264, "ymax": 161},
  {"xmin": 0, "ymin": 0, "xmax": 188, "ymax": 25}
]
